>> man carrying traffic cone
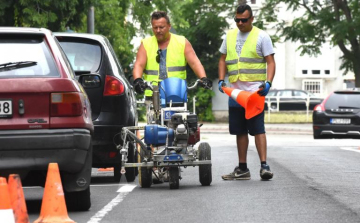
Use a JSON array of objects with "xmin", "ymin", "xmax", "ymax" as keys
[{"xmin": 218, "ymin": 4, "xmax": 275, "ymax": 181}]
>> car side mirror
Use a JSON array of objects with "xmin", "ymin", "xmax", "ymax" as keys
[{"xmin": 78, "ymin": 73, "xmax": 101, "ymax": 88}]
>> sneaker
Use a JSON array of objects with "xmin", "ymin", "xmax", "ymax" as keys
[
  {"xmin": 222, "ymin": 166, "xmax": 251, "ymax": 180},
  {"xmin": 260, "ymin": 164, "xmax": 273, "ymax": 180}
]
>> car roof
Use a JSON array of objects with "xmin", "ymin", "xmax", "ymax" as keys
[
  {"xmin": 0, "ymin": 27, "xmax": 52, "ymax": 35},
  {"xmin": 54, "ymin": 32, "xmax": 107, "ymax": 42}
]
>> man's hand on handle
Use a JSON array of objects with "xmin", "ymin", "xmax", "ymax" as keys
[
  {"xmin": 133, "ymin": 78, "xmax": 146, "ymax": 94},
  {"xmin": 200, "ymin": 77, "xmax": 212, "ymax": 89}
]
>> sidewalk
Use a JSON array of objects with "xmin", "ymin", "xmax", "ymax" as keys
[{"xmin": 200, "ymin": 122, "xmax": 312, "ymax": 134}]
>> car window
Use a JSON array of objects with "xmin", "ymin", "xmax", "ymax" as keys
[
  {"xmin": 267, "ymin": 91, "xmax": 276, "ymax": 96},
  {"xmin": 325, "ymin": 93, "xmax": 360, "ymax": 109},
  {"xmin": 294, "ymin": 90, "xmax": 307, "ymax": 97},
  {"xmin": 58, "ymin": 40, "xmax": 101, "ymax": 72},
  {"xmin": 279, "ymin": 90, "xmax": 292, "ymax": 97},
  {"xmin": 0, "ymin": 36, "xmax": 59, "ymax": 78}
]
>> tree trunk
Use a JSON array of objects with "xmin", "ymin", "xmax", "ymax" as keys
[{"xmin": 354, "ymin": 61, "xmax": 360, "ymax": 88}]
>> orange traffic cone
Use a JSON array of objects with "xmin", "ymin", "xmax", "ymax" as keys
[
  {"xmin": 33, "ymin": 163, "xmax": 75, "ymax": 223},
  {"xmin": 0, "ymin": 177, "xmax": 16, "ymax": 223},
  {"xmin": 8, "ymin": 174, "xmax": 29, "ymax": 223},
  {"xmin": 222, "ymin": 86, "xmax": 265, "ymax": 119}
]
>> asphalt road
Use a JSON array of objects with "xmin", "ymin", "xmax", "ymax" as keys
[{"xmin": 25, "ymin": 130, "xmax": 360, "ymax": 223}]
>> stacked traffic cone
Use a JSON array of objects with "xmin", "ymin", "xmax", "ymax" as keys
[
  {"xmin": 0, "ymin": 177, "xmax": 16, "ymax": 223},
  {"xmin": 8, "ymin": 174, "xmax": 29, "ymax": 223},
  {"xmin": 222, "ymin": 86, "xmax": 265, "ymax": 119},
  {"xmin": 34, "ymin": 163, "xmax": 75, "ymax": 223}
]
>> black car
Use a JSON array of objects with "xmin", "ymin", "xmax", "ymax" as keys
[
  {"xmin": 55, "ymin": 33, "xmax": 138, "ymax": 182},
  {"xmin": 313, "ymin": 90, "xmax": 360, "ymax": 139},
  {"xmin": 265, "ymin": 89, "xmax": 323, "ymax": 111}
]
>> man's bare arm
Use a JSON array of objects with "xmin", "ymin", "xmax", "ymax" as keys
[
  {"xmin": 184, "ymin": 39, "xmax": 206, "ymax": 79},
  {"xmin": 264, "ymin": 54, "xmax": 275, "ymax": 83},
  {"xmin": 218, "ymin": 54, "xmax": 227, "ymax": 80},
  {"xmin": 132, "ymin": 43, "xmax": 147, "ymax": 80}
]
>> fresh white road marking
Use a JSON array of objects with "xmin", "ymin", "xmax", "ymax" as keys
[
  {"xmin": 87, "ymin": 184, "xmax": 137, "ymax": 223},
  {"xmin": 340, "ymin": 147, "xmax": 360, "ymax": 153}
]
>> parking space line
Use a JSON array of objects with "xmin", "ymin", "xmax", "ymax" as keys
[
  {"xmin": 340, "ymin": 147, "xmax": 360, "ymax": 153},
  {"xmin": 87, "ymin": 184, "xmax": 137, "ymax": 223}
]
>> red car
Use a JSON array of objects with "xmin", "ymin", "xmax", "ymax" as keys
[{"xmin": 0, "ymin": 27, "xmax": 93, "ymax": 211}]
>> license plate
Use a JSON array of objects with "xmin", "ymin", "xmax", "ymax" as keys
[
  {"xmin": 164, "ymin": 111, "xmax": 176, "ymax": 121},
  {"xmin": 330, "ymin": 118, "xmax": 351, "ymax": 124},
  {"xmin": 0, "ymin": 99, "xmax": 12, "ymax": 118}
]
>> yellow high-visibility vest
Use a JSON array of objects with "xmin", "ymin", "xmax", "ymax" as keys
[
  {"xmin": 142, "ymin": 34, "xmax": 187, "ymax": 96},
  {"xmin": 226, "ymin": 26, "xmax": 266, "ymax": 83}
]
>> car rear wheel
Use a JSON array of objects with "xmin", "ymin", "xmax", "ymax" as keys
[
  {"xmin": 65, "ymin": 186, "xmax": 91, "ymax": 211},
  {"xmin": 125, "ymin": 141, "xmax": 136, "ymax": 182}
]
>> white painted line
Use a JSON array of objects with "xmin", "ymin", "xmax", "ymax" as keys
[
  {"xmin": 87, "ymin": 184, "xmax": 137, "ymax": 223},
  {"xmin": 117, "ymin": 184, "xmax": 137, "ymax": 193},
  {"xmin": 90, "ymin": 183, "xmax": 134, "ymax": 187},
  {"xmin": 340, "ymin": 147, "xmax": 360, "ymax": 153}
]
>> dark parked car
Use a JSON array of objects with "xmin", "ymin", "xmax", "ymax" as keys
[
  {"xmin": 54, "ymin": 33, "xmax": 138, "ymax": 182},
  {"xmin": 265, "ymin": 89, "xmax": 323, "ymax": 111},
  {"xmin": 0, "ymin": 27, "xmax": 93, "ymax": 211},
  {"xmin": 313, "ymin": 90, "xmax": 360, "ymax": 139}
]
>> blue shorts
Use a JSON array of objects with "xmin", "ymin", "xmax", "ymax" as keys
[{"xmin": 228, "ymin": 106, "xmax": 265, "ymax": 136}]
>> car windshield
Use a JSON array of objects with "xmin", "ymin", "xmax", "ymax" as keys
[
  {"xmin": 0, "ymin": 36, "xmax": 59, "ymax": 78},
  {"xmin": 58, "ymin": 40, "xmax": 101, "ymax": 72},
  {"xmin": 325, "ymin": 92, "xmax": 360, "ymax": 109}
]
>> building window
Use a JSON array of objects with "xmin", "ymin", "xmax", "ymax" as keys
[
  {"xmin": 312, "ymin": 70, "xmax": 320, "ymax": 75},
  {"xmin": 303, "ymin": 79, "xmax": 322, "ymax": 95},
  {"xmin": 251, "ymin": 0, "xmax": 256, "ymax": 3},
  {"xmin": 302, "ymin": 70, "xmax": 308, "ymax": 74},
  {"xmin": 325, "ymin": 70, "xmax": 330, "ymax": 75}
]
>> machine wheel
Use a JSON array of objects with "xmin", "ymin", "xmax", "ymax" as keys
[
  {"xmin": 138, "ymin": 147, "xmax": 152, "ymax": 188},
  {"xmin": 198, "ymin": 142, "xmax": 212, "ymax": 186},
  {"xmin": 125, "ymin": 141, "xmax": 136, "ymax": 182},
  {"xmin": 169, "ymin": 167, "xmax": 180, "ymax": 189}
]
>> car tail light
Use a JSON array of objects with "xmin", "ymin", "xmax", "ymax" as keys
[
  {"xmin": 314, "ymin": 104, "xmax": 324, "ymax": 112},
  {"xmin": 103, "ymin": 75, "xmax": 124, "ymax": 96},
  {"xmin": 51, "ymin": 93, "xmax": 83, "ymax": 116}
]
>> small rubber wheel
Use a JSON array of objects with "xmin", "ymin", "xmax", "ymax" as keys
[
  {"xmin": 198, "ymin": 142, "xmax": 212, "ymax": 186},
  {"xmin": 138, "ymin": 148, "xmax": 152, "ymax": 188},
  {"xmin": 169, "ymin": 167, "xmax": 180, "ymax": 189}
]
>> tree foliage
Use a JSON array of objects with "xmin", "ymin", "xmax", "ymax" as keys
[
  {"xmin": 258, "ymin": 0, "xmax": 360, "ymax": 87},
  {"xmin": 0, "ymin": 0, "xmax": 241, "ymax": 121},
  {"xmin": 0, "ymin": 0, "xmax": 92, "ymax": 31}
]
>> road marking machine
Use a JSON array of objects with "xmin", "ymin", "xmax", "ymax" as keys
[{"xmin": 117, "ymin": 77, "xmax": 212, "ymax": 189}]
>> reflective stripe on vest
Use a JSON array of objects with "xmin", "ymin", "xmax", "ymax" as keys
[
  {"xmin": 225, "ymin": 27, "xmax": 266, "ymax": 83},
  {"xmin": 142, "ymin": 34, "xmax": 187, "ymax": 96}
]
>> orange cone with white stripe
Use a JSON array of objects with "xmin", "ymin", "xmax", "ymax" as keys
[
  {"xmin": 33, "ymin": 163, "xmax": 75, "ymax": 223},
  {"xmin": 222, "ymin": 86, "xmax": 265, "ymax": 119},
  {"xmin": 8, "ymin": 174, "xmax": 29, "ymax": 223},
  {"xmin": 0, "ymin": 177, "xmax": 16, "ymax": 223}
]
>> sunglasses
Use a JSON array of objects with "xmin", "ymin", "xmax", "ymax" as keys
[
  {"xmin": 156, "ymin": 49, "xmax": 162, "ymax": 63},
  {"xmin": 234, "ymin": 16, "xmax": 252, "ymax": 23}
]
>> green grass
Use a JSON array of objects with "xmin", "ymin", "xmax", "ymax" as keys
[{"xmin": 264, "ymin": 111, "xmax": 312, "ymax": 123}]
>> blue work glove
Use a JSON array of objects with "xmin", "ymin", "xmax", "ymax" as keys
[
  {"xmin": 258, "ymin": 81, "xmax": 271, "ymax": 96},
  {"xmin": 218, "ymin": 80, "xmax": 225, "ymax": 93}
]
